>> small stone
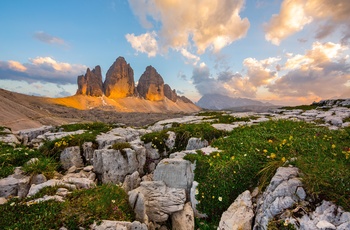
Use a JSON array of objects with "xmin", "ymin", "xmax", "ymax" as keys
[
  {"xmin": 316, "ymin": 220, "xmax": 336, "ymax": 229},
  {"xmin": 83, "ymin": 165, "xmax": 94, "ymax": 172}
]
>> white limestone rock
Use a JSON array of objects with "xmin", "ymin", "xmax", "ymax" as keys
[
  {"xmin": 212, "ymin": 123, "xmax": 239, "ymax": 132},
  {"xmin": 27, "ymin": 179, "xmax": 76, "ymax": 197},
  {"xmin": 60, "ymin": 146, "xmax": 84, "ymax": 170},
  {"xmin": 17, "ymin": 126, "xmax": 53, "ymax": 142},
  {"xmin": 0, "ymin": 173, "xmax": 31, "ymax": 198},
  {"xmin": 171, "ymin": 202, "xmax": 194, "ymax": 230},
  {"xmin": 253, "ymin": 167, "xmax": 305, "ymax": 230},
  {"xmin": 82, "ymin": 142, "xmax": 95, "ymax": 165},
  {"xmin": 128, "ymin": 181, "xmax": 186, "ymax": 223},
  {"xmin": 186, "ymin": 137, "xmax": 208, "ymax": 150},
  {"xmin": 90, "ymin": 220, "xmax": 147, "ymax": 230},
  {"xmin": 122, "ymin": 171, "xmax": 141, "ymax": 193},
  {"xmin": 219, "ymin": 190, "xmax": 254, "ymax": 230},
  {"xmin": 153, "ymin": 158, "xmax": 194, "ymax": 194},
  {"xmin": 165, "ymin": 131, "xmax": 176, "ymax": 150},
  {"xmin": 93, "ymin": 148, "xmax": 143, "ymax": 184}
]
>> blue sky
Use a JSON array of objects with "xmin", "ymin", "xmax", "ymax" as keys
[{"xmin": 0, "ymin": 0, "xmax": 349, "ymax": 105}]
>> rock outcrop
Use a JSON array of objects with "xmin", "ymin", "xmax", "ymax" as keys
[
  {"xmin": 104, "ymin": 57, "xmax": 136, "ymax": 99},
  {"xmin": 137, "ymin": 66, "xmax": 164, "ymax": 101},
  {"xmin": 164, "ymin": 84, "xmax": 177, "ymax": 102},
  {"xmin": 76, "ymin": 66, "xmax": 104, "ymax": 96}
]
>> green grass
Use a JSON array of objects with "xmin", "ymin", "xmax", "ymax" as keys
[
  {"xmin": 141, "ymin": 123, "xmax": 227, "ymax": 154},
  {"xmin": 185, "ymin": 120, "xmax": 350, "ymax": 227},
  {"xmin": 0, "ymin": 143, "xmax": 42, "ymax": 178},
  {"xmin": 39, "ymin": 122, "xmax": 112, "ymax": 161},
  {"xmin": 280, "ymin": 104, "xmax": 318, "ymax": 111},
  {"xmin": 197, "ymin": 111, "xmax": 257, "ymax": 124},
  {"xmin": 22, "ymin": 157, "xmax": 58, "ymax": 179},
  {"xmin": 0, "ymin": 184, "xmax": 134, "ymax": 229}
]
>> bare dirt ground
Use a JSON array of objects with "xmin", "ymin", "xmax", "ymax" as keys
[{"xmin": 0, "ymin": 88, "xmax": 190, "ymax": 131}]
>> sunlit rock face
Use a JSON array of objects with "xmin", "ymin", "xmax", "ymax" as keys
[
  {"xmin": 164, "ymin": 84, "xmax": 177, "ymax": 102},
  {"xmin": 104, "ymin": 57, "xmax": 136, "ymax": 99},
  {"xmin": 76, "ymin": 66, "xmax": 103, "ymax": 96},
  {"xmin": 137, "ymin": 66, "xmax": 164, "ymax": 101}
]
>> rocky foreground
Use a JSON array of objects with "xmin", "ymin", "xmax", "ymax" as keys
[{"xmin": 0, "ymin": 99, "xmax": 350, "ymax": 229}]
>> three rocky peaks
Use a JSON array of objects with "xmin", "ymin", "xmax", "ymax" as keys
[{"xmin": 76, "ymin": 57, "xmax": 190, "ymax": 103}]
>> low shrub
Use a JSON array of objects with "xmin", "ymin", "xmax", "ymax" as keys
[{"xmin": 22, "ymin": 157, "xmax": 58, "ymax": 179}]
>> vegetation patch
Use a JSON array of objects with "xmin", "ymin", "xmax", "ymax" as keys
[
  {"xmin": 141, "ymin": 130, "xmax": 170, "ymax": 153},
  {"xmin": 280, "ymin": 105, "xmax": 318, "ymax": 111},
  {"xmin": 22, "ymin": 157, "xmax": 58, "ymax": 179},
  {"xmin": 185, "ymin": 120, "xmax": 350, "ymax": 227},
  {"xmin": 0, "ymin": 184, "xmax": 134, "ymax": 229},
  {"xmin": 197, "ymin": 111, "xmax": 257, "ymax": 124},
  {"xmin": 0, "ymin": 143, "xmax": 42, "ymax": 178},
  {"xmin": 40, "ymin": 122, "xmax": 112, "ymax": 161}
]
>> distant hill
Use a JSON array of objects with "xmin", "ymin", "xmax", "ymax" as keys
[{"xmin": 196, "ymin": 94, "xmax": 277, "ymax": 112}]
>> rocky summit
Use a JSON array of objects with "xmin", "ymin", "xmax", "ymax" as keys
[
  {"xmin": 104, "ymin": 57, "xmax": 136, "ymax": 99},
  {"xmin": 76, "ymin": 65, "xmax": 104, "ymax": 97},
  {"xmin": 72, "ymin": 56, "xmax": 198, "ymax": 113}
]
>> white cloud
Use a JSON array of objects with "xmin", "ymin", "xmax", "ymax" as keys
[
  {"xmin": 180, "ymin": 48, "xmax": 200, "ymax": 65},
  {"xmin": 125, "ymin": 31, "xmax": 158, "ymax": 57},
  {"xmin": 0, "ymin": 57, "xmax": 86, "ymax": 84},
  {"xmin": 265, "ymin": 0, "xmax": 350, "ymax": 45},
  {"xmin": 128, "ymin": 0, "xmax": 249, "ymax": 54},
  {"xmin": 269, "ymin": 41, "xmax": 350, "ymax": 100},
  {"xmin": 33, "ymin": 31, "xmax": 67, "ymax": 46}
]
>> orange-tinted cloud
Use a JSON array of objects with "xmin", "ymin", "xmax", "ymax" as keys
[
  {"xmin": 128, "ymin": 0, "xmax": 249, "ymax": 54},
  {"xmin": 265, "ymin": 0, "xmax": 350, "ymax": 45}
]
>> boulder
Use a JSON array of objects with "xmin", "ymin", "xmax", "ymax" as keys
[
  {"xmin": 153, "ymin": 158, "xmax": 194, "ymax": 196},
  {"xmin": 93, "ymin": 148, "xmax": 143, "ymax": 184},
  {"xmin": 137, "ymin": 66, "xmax": 164, "ymax": 101},
  {"xmin": 128, "ymin": 181, "xmax": 186, "ymax": 223},
  {"xmin": 82, "ymin": 142, "xmax": 95, "ymax": 164},
  {"xmin": 60, "ymin": 146, "xmax": 84, "ymax": 170},
  {"xmin": 17, "ymin": 126, "xmax": 53, "ymax": 142},
  {"xmin": 253, "ymin": 167, "xmax": 306, "ymax": 229},
  {"xmin": 122, "ymin": 171, "xmax": 141, "ymax": 193},
  {"xmin": 0, "ymin": 172, "xmax": 31, "ymax": 198},
  {"xmin": 30, "ymin": 174, "xmax": 47, "ymax": 185},
  {"xmin": 185, "ymin": 137, "xmax": 208, "ymax": 150},
  {"xmin": 104, "ymin": 57, "xmax": 136, "ymax": 99},
  {"xmin": 299, "ymin": 200, "xmax": 350, "ymax": 230},
  {"xmin": 91, "ymin": 220, "xmax": 147, "ymax": 230},
  {"xmin": 218, "ymin": 190, "xmax": 254, "ymax": 230},
  {"xmin": 171, "ymin": 202, "xmax": 194, "ymax": 230},
  {"xmin": 0, "ymin": 129, "xmax": 20, "ymax": 144},
  {"xmin": 27, "ymin": 179, "xmax": 76, "ymax": 197},
  {"xmin": 76, "ymin": 66, "xmax": 104, "ymax": 96}
]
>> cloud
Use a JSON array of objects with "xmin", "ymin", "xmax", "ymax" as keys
[
  {"xmin": 33, "ymin": 31, "xmax": 67, "ymax": 46},
  {"xmin": 191, "ymin": 57, "xmax": 278, "ymax": 98},
  {"xmin": 0, "ymin": 57, "xmax": 86, "ymax": 84},
  {"xmin": 268, "ymin": 41, "xmax": 350, "ymax": 99},
  {"xmin": 128, "ymin": 0, "xmax": 249, "ymax": 54},
  {"xmin": 125, "ymin": 31, "xmax": 158, "ymax": 57},
  {"xmin": 264, "ymin": 0, "xmax": 350, "ymax": 45},
  {"xmin": 180, "ymin": 48, "xmax": 200, "ymax": 65}
]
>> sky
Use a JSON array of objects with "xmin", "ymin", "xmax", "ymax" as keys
[{"xmin": 0, "ymin": 0, "xmax": 350, "ymax": 105}]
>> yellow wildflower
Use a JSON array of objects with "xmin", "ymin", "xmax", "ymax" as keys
[
  {"xmin": 282, "ymin": 157, "xmax": 286, "ymax": 162},
  {"xmin": 263, "ymin": 149, "xmax": 268, "ymax": 153},
  {"xmin": 331, "ymin": 144, "xmax": 336, "ymax": 149},
  {"xmin": 268, "ymin": 139, "xmax": 273, "ymax": 143},
  {"xmin": 231, "ymin": 156, "xmax": 235, "ymax": 160},
  {"xmin": 270, "ymin": 153, "xmax": 276, "ymax": 159},
  {"xmin": 212, "ymin": 196, "xmax": 215, "ymax": 199}
]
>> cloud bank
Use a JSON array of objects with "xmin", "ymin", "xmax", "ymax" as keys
[
  {"xmin": 265, "ymin": 0, "xmax": 350, "ymax": 45},
  {"xmin": 192, "ymin": 41, "xmax": 350, "ymax": 104},
  {"xmin": 127, "ymin": 0, "xmax": 249, "ymax": 56},
  {"xmin": 0, "ymin": 57, "xmax": 86, "ymax": 84}
]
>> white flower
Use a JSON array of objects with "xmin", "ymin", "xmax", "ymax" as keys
[
  {"xmin": 218, "ymin": 197, "xmax": 222, "ymax": 202},
  {"xmin": 111, "ymin": 200, "xmax": 116, "ymax": 203},
  {"xmin": 10, "ymin": 202, "xmax": 15, "ymax": 206}
]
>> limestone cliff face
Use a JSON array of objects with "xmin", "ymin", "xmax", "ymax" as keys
[
  {"xmin": 164, "ymin": 84, "xmax": 177, "ymax": 102},
  {"xmin": 137, "ymin": 66, "xmax": 164, "ymax": 101},
  {"xmin": 76, "ymin": 66, "xmax": 103, "ymax": 97},
  {"xmin": 104, "ymin": 57, "xmax": 135, "ymax": 99}
]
